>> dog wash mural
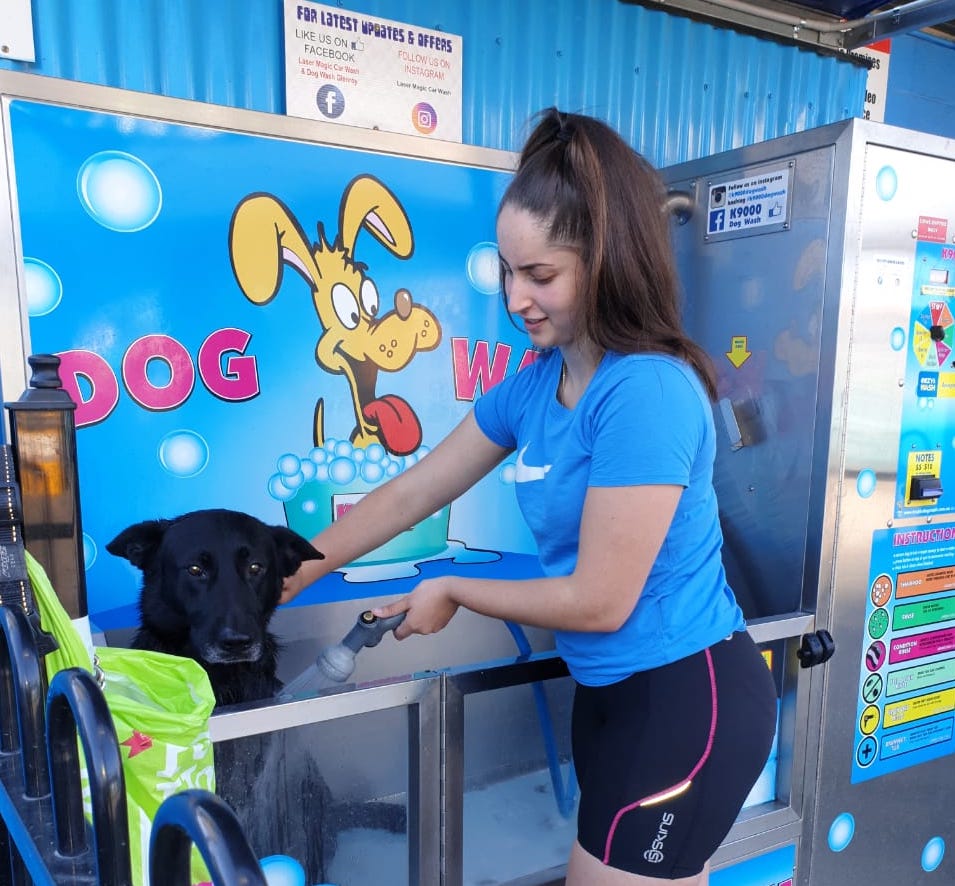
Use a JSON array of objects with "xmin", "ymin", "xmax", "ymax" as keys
[
  {"xmin": 229, "ymin": 177, "xmax": 438, "ymax": 456},
  {"xmin": 8, "ymin": 99, "xmax": 536, "ymax": 631}
]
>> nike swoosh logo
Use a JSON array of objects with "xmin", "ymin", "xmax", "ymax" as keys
[{"xmin": 515, "ymin": 444, "xmax": 552, "ymax": 483}]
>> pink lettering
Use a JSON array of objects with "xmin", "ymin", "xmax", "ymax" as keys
[
  {"xmin": 122, "ymin": 334, "xmax": 195, "ymax": 411},
  {"xmin": 57, "ymin": 349, "xmax": 120, "ymax": 428},
  {"xmin": 517, "ymin": 349, "xmax": 539, "ymax": 372},
  {"xmin": 198, "ymin": 328, "xmax": 260, "ymax": 401},
  {"xmin": 452, "ymin": 338, "xmax": 538, "ymax": 400},
  {"xmin": 54, "ymin": 329, "xmax": 260, "ymax": 426}
]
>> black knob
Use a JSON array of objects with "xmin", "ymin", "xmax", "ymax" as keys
[{"xmin": 797, "ymin": 629, "xmax": 835, "ymax": 668}]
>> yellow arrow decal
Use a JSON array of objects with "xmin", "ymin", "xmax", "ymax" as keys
[{"xmin": 725, "ymin": 335, "xmax": 751, "ymax": 369}]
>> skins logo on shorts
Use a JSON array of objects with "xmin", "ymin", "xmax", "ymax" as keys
[{"xmin": 643, "ymin": 811, "xmax": 676, "ymax": 864}]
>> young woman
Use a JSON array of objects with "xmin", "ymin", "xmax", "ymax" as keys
[{"xmin": 281, "ymin": 108, "xmax": 778, "ymax": 885}]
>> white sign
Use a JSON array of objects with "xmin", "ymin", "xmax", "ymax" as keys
[
  {"xmin": 284, "ymin": 1, "xmax": 463, "ymax": 142},
  {"xmin": 0, "ymin": 0, "xmax": 36, "ymax": 63},
  {"xmin": 706, "ymin": 168, "xmax": 790, "ymax": 237},
  {"xmin": 855, "ymin": 40, "xmax": 891, "ymax": 123}
]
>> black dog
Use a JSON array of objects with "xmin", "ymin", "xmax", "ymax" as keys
[
  {"xmin": 107, "ymin": 508, "xmax": 406, "ymax": 882},
  {"xmin": 107, "ymin": 508, "xmax": 320, "ymax": 706}
]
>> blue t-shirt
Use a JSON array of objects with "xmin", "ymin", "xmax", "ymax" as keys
[{"xmin": 474, "ymin": 348, "xmax": 744, "ymax": 686}]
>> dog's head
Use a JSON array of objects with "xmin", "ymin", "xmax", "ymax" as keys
[{"xmin": 106, "ymin": 508, "xmax": 324, "ymax": 667}]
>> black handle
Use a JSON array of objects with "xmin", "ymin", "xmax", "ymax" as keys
[{"xmin": 797, "ymin": 629, "xmax": 835, "ymax": 668}]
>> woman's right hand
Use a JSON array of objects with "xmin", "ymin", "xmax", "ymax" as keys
[{"xmin": 280, "ymin": 560, "xmax": 320, "ymax": 605}]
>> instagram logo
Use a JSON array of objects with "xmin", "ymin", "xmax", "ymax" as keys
[{"xmin": 412, "ymin": 102, "xmax": 437, "ymax": 134}]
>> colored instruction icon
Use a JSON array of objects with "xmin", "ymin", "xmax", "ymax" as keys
[
  {"xmin": 859, "ymin": 704, "xmax": 880, "ymax": 735},
  {"xmin": 870, "ymin": 573, "xmax": 892, "ymax": 607},
  {"xmin": 868, "ymin": 608, "xmax": 889, "ymax": 640},
  {"xmin": 862, "ymin": 673, "xmax": 883, "ymax": 704},
  {"xmin": 856, "ymin": 735, "xmax": 878, "ymax": 767},
  {"xmin": 865, "ymin": 640, "xmax": 886, "ymax": 671}
]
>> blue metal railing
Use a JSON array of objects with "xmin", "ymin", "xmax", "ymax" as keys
[
  {"xmin": 0, "ymin": 602, "xmax": 267, "ymax": 885},
  {"xmin": 149, "ymin": 790, "xmax": 268, "ymax": 886}
]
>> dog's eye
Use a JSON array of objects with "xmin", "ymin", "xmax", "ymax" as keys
[
  {"xmin": 332, "ymin": 283, "xmax": 360, "ymax": 330},
  {"xmin": 248, "ymin": 562, "xmax": 264, "ymax": 576},
  {"xmin": 187, "ymin": 564, "xmax": 205, "ymax": 577},
  {"xmin": 360, "ymin": 278, "xmax": 379, "ymax": 318}
]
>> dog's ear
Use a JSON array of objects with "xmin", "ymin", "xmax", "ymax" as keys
[
  {"xmin": 270, "ymin": 526, "xmax": 324, "ymax": 578},
  {"xmin": 106, "ymin": 520, "xmax": 172, "ymax": 570}
]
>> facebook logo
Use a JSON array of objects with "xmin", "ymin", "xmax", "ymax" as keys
[
  {"xmin": 316, "ymin": 84, "xmax": 346, "ymax": 119},
  {"xmin": 709, "ymin": 208, "xmax": 725, "ymax": 233}
]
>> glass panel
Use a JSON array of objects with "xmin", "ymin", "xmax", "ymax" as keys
[
  {"xmin": 744, "ymin": 639, "xmax": 787, "ymax": 811},
  {"xmin": 463, "ymin": 676, "xmax": 577, "ymax": 885},
  {"xmin": 214, "ymin": 706, "xmax": 410, "ymax": 886},
  {"xmin": 11, "ymin": 408, "xmax": 86, "ymax": 617}
]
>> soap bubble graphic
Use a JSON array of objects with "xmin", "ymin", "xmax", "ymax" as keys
[
  {"xmin": 277, "ymin": 453, "xmax": 301, "ymax": 476},
  {"xmin": 827, "ymin": 812, "xmax": 855, "ymax": 852},
  {"xmin": 77, "ymin": 150, "xmax": 162, "ymax": 232},
  {"xmin": 258, "ymin": 854, "xmax": 305, "ymax": 886},
  {"xmin": 158, "ymin": 430, "xmax": 209, "ymax": 478},
  {"xmin": 23, "ymin": 258, "xmax": 63, "ymax": 316},
  {"xmin": 268, "ymin": 438, "xmax": 426, "ymax": 502},
  {"xmin": 875, "ymin": 165, "xmax": 898, "ymax": 201},
  {"xmin": 83, "ymin": 533, "xmax": 97, "ymax": 570},
  {"xmin": 922, "ymin": 837, "xmax": 945, "ymax": 872},
  {"xmin": 466, "ymin": 242, "xmax": 500, "ymax": 295},
  {"xmin": 856, "ymin": 469, "xmax": 876, "ymax": 499},
  {"xmin": 328, "ymin": 456, "xmax": 357, "ymax": 485},
  {"xmin": 889, "ymin": 327, "xmax": 905, "ymax": 351}
]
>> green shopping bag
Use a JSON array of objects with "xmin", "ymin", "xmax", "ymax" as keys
[{"xmin": 27, "ymin": 551, "xmax": 217, "ymax": 886}]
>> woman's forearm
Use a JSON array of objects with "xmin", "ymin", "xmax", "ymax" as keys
[
  {"xmin": 447, "ymin": 573, "xmax": 625, "ymax": 634},
  {"xmin": 306, "ymin": 466, "xmax": 442, "ymax": 572},
  {"xmin": 289, "ymin": 412, "xmax": 510, "ymax": 595}
]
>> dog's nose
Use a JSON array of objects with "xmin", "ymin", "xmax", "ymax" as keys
[
  {"xmin": 217, "ymin": 627, "xmax": 256, "ymax": 652},
  {"xmin": 394, "ymin": 288, "xmax": 412, "ymax": 320}
]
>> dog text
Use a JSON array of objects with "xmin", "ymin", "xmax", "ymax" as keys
[{"xmin": 55, "ymin": 327, "xmax": 260, "ymax": 428}]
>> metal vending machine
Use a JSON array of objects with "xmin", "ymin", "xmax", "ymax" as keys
[{"xmin": 663, "ymin": 118, "xmax": 955, "ymax": 885}]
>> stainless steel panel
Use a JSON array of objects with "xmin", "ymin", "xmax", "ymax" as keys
[
  {"xmin": 664, "ymin": 118, "xmax": 955, "ymax": 885},
  {"xmin": 667, "ymin": 136, "xmax": 842, "ymax": 621}
]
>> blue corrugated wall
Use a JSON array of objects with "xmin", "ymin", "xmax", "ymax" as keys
[
  {"xmin": 0, "ymin": 0, "xmax": 869, "ymax": 167},
  {"xmin": 882, "ymin": 32, "xmax": 955, "ymax": 140}
]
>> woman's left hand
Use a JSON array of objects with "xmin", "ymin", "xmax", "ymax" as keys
[{"xmin": 373, "ymin": 576, "xmax": 460, "ymax": 640}]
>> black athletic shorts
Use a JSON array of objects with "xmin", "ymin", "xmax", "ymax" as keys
[{"xmin": 571, "ymin": 630, "xmax": 777, "ymax": 878}]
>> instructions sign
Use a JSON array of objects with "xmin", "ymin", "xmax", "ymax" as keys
[
  {"xmin": 284, "ymin": 1, "xmax": 463, "ymax": 141},
  {"xmin": 705, "ymin": 164, "xmax": 792, "ymax": 242},
  {"xmin": 853, "ymin": 526, "xmax": 955, "ymax": 783}
]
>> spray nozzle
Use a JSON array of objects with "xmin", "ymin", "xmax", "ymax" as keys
[
  {"xmin": 279, "ymin": 609, "xmax": 407, "ymax": 698},
  {"xmin": 341, "ymin": 610, "xmax": 407, "ymax": 653}
]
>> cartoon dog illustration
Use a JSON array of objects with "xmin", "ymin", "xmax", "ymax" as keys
[{"xmin": 229, "ymin": 175, "xmax": 441, "ymax": 456}]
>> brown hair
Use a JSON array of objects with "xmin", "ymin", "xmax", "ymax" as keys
[{"xmin": 499, "ymin": 108, "xmax": 717, "ymax": 399}]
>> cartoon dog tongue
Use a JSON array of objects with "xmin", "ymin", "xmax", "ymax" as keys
[{"xmin": 363, "ymin": 395, "xmax": 422, "ymax": 456}]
